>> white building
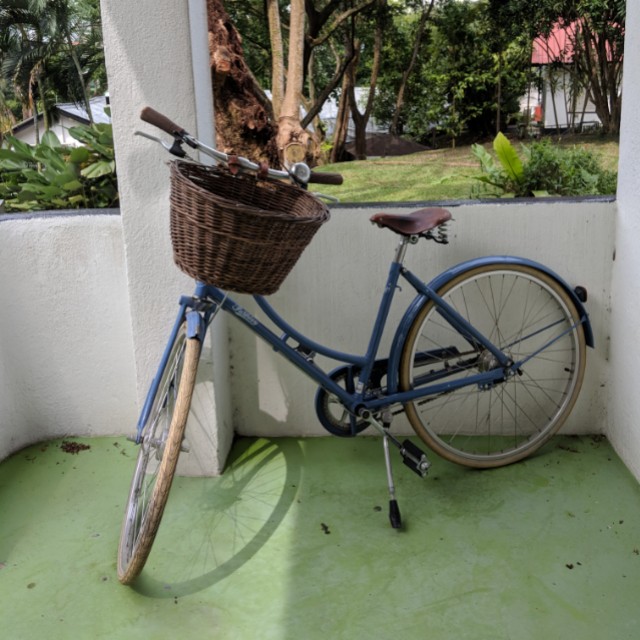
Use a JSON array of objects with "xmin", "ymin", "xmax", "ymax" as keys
[{"xmin": 10, "ymin": 95, "xmax": 111, "ymax": 145}]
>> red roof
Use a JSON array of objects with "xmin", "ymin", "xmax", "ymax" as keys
[
  {"xmin": 532, "ymin": 22, "xmax": 576, "ymax": 65},
  {"xmin": 532, "ymin": 19, "xmax": 622, "ymax": 65}
]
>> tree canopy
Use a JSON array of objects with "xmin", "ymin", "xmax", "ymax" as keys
[
  {"xmin": 0, "ymin": 0, "xmax": 105, "ymax": 138},
  {"xmin": 1, "ymin": 0, "xmax": 626, "ymax": 156}
]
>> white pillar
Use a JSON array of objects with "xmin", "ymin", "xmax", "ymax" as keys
[
  {"xmin": 100, "ymin": 0, "xmax": 233, "ymax": 474},
  {"xmin": 608, "ymin": 2, "xmax": 640, "ymax": 479}
]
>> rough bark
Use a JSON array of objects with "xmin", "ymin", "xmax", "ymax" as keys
[
  {"xmin": 266, "ymin": 0, "xmax": 285, "ymax": 118},
  {"xmin": 275, "ymin": 0, "xmax": 317, "ymax": 166},
  {"xmin": 207, "ymin": 0, "xmax": 379, "ymax": 166},
  {"xmin": 206, "ymin": 0, "xmax": 280, "ymax": 165},
  {"xmin": 330, "ymin": 70, "xmax": 352, "ymax": 164}
]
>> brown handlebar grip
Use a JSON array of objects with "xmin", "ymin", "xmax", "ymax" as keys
[
  {"xmin": 308, "ymin": 171, "xmax": 344, "ymax": 186},
  {"xmin": 140, "ymin": 106, "xmax": 187, "ymax": 136}
]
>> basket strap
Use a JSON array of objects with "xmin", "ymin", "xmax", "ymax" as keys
[
  {"xmin": 257, "ymin": 161, "xmax": 270, "ymax": 180},
  {"xmin": 228, "ymin": 155, "xmax": 240, "ymax": 175}
]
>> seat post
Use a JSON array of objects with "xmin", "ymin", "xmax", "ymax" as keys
[{"xmin": 393, "ymin": 235, "xmax": 415, "ymax": 265}]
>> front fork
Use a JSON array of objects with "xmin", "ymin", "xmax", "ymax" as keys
[{"xmin": 134, "ymin": 300, "xmax": 212, "ymax": 443}]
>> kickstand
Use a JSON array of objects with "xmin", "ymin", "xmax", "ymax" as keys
[
  {"xmin": 361, "ymin": 409, "xmax": 430, "ymax": 530},
  {"xmin": 382, "ymin": 419, "xmax": 402, "ymax": 529}
]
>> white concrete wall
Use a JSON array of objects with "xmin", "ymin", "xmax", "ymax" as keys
[
  {"xmin": 3, "ymin": 0, "xmax": 636, "ymax": 481},
  {"xmin": 0, "ymin": 198, "xmax": 614, "ymax": 464},
  {"xmin": 230, "ymin": 199, "xmax": 614, "ymax": 439},
  {"xmin": 0, "ymin": 212, "xmax": 137, "ymax": 460},
  {"xmin": 100, "ymin": 0, "xmax": 233, "ymax": 475},
  {"xmin": 608, "ymin": 1, "xmax": 640, "ymax": 480}
]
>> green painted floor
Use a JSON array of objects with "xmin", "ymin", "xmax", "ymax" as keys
[{"xmin": 1, "ymin": 434, "xmax": 639, "ymax": 639}]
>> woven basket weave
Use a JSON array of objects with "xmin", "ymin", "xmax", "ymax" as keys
[{"xmin": 169, "ymin": 161, "xmax": 330, "ymax": 295}]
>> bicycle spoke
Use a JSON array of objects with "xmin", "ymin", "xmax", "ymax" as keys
[{"xmin": 400, "ymin": 265, "xmax": 586, "ymax": 467}]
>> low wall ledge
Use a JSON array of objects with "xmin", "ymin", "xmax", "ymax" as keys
[
  {"xmin": 0, "ymin": 207, "xmax": 120, "ymax": 222},
  {"xmin": 329, "ymin": 195, "xmax": 616, "ymax": 211}
]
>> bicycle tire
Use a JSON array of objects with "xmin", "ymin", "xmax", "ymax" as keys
[
  {"xmin": 117, "ymin": 323, "xmax": 201, "ymax": 584},
  {"xmin": 399, "ymin": 264, "xmax": 587, "ymax": 468}
]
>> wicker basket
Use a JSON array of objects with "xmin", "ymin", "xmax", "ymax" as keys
[{"xmin": 169, "ymin": 161, "xmax": 330, "ymax": 295}]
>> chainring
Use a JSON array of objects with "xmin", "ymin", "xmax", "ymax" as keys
[{"xmin": 314, "ymin": 365, "xmax": 385, "ymax": 437}]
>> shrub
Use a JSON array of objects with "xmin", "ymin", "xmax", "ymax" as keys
[
  {"xmin": 0, "ymin": 123, "xmax": 118, "ymax": 212},
  {"xmin": 471, "ymin": 133, "xmax": 617, "ymax": 198}
]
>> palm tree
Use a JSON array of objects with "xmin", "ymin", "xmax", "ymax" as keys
[
  {"xmin": 0, "ymin": 1, "xmax": 51, "ymax": 140},
  {"xmin": 0, "ymin": 0, "xmax": 105, "ymax": 137},
  {"xmin": 30, "ymin": 0, "xmax": 105, "ymax": 123}
]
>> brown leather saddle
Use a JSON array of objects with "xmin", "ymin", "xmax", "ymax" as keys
[{"xmin": 370, "ymin": 207, "xmax": 452, "ymax": 237}]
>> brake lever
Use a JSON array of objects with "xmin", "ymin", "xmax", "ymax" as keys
[
  {"xmin": 134, "ymin": 130, "xmax": 187, "ymax": 158},
  {"xmin": 135, "ymin": 130, "xmax": 170, "ymax": 148},
  {"xmin": 312, "ymin": 192, "xmax": 339, "ymax": 203}
]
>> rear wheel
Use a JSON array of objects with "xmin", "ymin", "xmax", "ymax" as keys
[
  {"xmin": 118, "ymin": 323, "xmax": 201, "ymax": 584},
  {"xmin": 399, "ymin": 264, "xmax": 587, "ymax": 468}
]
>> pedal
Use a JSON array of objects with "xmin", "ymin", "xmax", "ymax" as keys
[{"xmin": 400, "ymin": 440, "xmax": 431, "ymax": 478}]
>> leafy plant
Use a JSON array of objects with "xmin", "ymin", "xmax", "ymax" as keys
[
  {"xmin": 521, "ymin": 140, "xmax": 618, "ymax": 196},
  {"xmin": 0, "ymin": 122, "xmax": 118, "ymax": 212},
  {"xmin": 471, "ymin": 132, "xmax": 527, "ymax": 196},
  {"xmin": 472, "ymin": 133, "xmax": 617, "ymax": 198}
]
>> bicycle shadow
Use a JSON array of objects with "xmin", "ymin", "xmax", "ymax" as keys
[{"xmin": 130, "ymin": 436, "xmax": 303, "ymax": 599}]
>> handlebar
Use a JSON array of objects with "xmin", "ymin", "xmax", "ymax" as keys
[
  {"xmin": 138, "ymin": 106, "xmax": 343, "ymax": 188},
  {"xmin": 140, "ymin": 106, "xmax": 187, "ymax": 137}
]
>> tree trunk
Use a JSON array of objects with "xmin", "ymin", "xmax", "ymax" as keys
[
  {"xmin": 389, "ymin": 0, "xmax": 435, "ymax": 137},
  {"xmin": 330, "ymin": 72, "xmax": 352, "ymax": 164},
  {"xmin": 207, "ymin": 0, "xmax": 280, "ymax": 166},
  {"xmin": 347, "ymin": 45, "xmax": 366, "ymax": 160},
  {"xmin": 348, "ymin": 2, "xmax": 383, "ymax": 160},
  {"xmin": 37, "ymin": 77, "xmax": 49, "ymax": 132},
  {"xmin": 207, "ymin": 0, "xmax": 377, "ymax": 167},
  {"xmin": 495, "ymin": 50, "xmax": 502, "ymax": 134},
  {"xmin": 276, "ymin": 0, "xmax": 317, "ymax": 166},
  {"xmin": 566, "ymin": 15, "xmax": 623, "ymax": 135},
  {"xmin": 65, "ymin": 31, "xmax": 94, "ymax": 125},
  {"xmin": 266, "ymin": 0, "xmax": 285, "ymax": 118}
]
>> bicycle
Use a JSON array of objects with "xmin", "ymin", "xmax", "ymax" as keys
[{"xmin": 117, "ymin": 106, "xmax": 593, "ymax": 585}]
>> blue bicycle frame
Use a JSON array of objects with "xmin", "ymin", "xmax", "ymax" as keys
[{"xmin": 136, "ymin": 236, "xmax": 593, "ymax": 441}]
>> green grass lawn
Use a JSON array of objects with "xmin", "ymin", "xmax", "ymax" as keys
[{"xmin": 314, "ymin": 134, "xmax": 620, "ymax": 204}]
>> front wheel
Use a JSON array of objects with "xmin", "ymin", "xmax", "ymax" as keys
[
  {"xmin": 399, "ymin": 264, "xmax": 587, "ymax": 468},
  {"xmin": 117, "ymin": 322, "xmax": 201, "ymax": 584}
]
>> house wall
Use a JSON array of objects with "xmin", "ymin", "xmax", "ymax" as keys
[
  {"xmin": 12, "ymin": 114, "xmax": 88, "ymax": 146},
  {"xmin": 540, "ymin": 68, "xmax": 600, "ymax": 131}
]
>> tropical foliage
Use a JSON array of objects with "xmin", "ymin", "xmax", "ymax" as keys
[
  {"xmin": 472, "ymin": 132, "xmax": 617, "ymax": 198},
  {"xmin": 0, "ymin": 0, "xmax": 624, "ymax": 212},
  {"xmin": 488, "ymin": 0, "xmax": 625, "ymax": 134},
  {"xmin": 0, "ymin": 0, "xmax": 105, "ymax": 138},
  {"xmin": 374, "ymin": 0, "xmax": 531, "ymax": 146},
  {"xmin": 0, "ymin": 122, "xmax": 117, "ymax": 211}
]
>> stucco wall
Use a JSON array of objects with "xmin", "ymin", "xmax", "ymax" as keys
[
  {"xmin": 0, "ymin": 198, "xmax": 614, "ymax": 464},
  {"xmin": 608, "ymin": 1, "xmax": 640, "ymax": 480},
  {"xmin": 0, "ymin": 211, "xmax": 137, "ymax": 460},
  {"xmin": 230, "ymin": 198, "xmax": 614, "ymax": 439},
  {"xmin": 3, "ymin": 0, "xmax": 636, "ymax": 482},
  {"xmin": 100, "ymin": 0, "xmax": 233, "ymax": 475}
]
